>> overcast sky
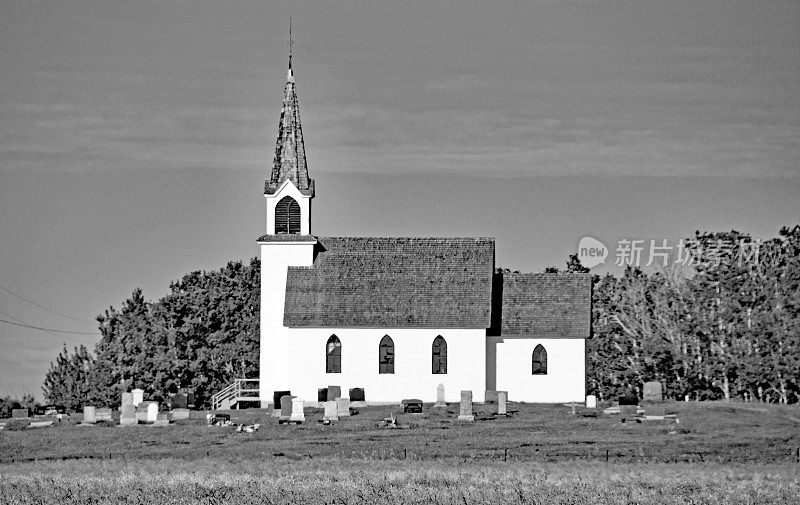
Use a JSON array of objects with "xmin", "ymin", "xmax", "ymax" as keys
[{"xmin": 1, "ymin": 0, "xmax": 798, "ymax": 398}]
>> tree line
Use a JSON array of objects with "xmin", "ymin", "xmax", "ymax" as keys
[
  {"xmin": 43, "ymin": 259, "xmax": 260, "ymax": 410},
  {"xmin": 42, "ymin": 226, "xmax": 799, "ymax": 409},
  {"xmin": 584, "ymin": 225, "xmax": 799, "ymax": 404}
]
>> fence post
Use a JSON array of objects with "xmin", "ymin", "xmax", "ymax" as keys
[
  {"xmin": 504, "ymin": 448, "xmax": 508, "ymax": 462},
  {"xmin": 605, "ymin": 449, "xmax": 609, "ymax": 463}
]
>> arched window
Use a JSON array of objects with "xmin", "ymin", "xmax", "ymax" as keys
[
  {"xmin": 532, "ymin": 344, "xmax": 547, "ymax": 375},
  {"xmin": 275, "ymin": 196, "xmax": 301, "ymax": 234},
  {"xmin": 326, "ymin": 335, "xmax": 341, "ymax": 373},
  {"xmin": 432, "ymin": 336, "xmax": 447, "ymax": 374},
  {"xmin": 378, "ymin": 335, "xmax": 394, "ymax": 374}
]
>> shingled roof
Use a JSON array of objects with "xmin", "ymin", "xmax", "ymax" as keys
[
  {"xmin": 265, "ymin": 56, "xmax": 314, "ymax": 196},
  {"xmin": 283, "ymin": 237, "xmax": 495, "ymax": 328},
  {"xmin": 498, "ymin": 272, "xmax": 592, "ymax": 338}
]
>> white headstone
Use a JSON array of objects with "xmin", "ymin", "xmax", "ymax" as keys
[
  {"xmin": 497, "ymin": 391, "xmax": 508, "ymax": 415},
  {"xmin": 335, "ymin": 397, "xmax": 350, "ymax": 417},
  {"xmin": 95, "ymin": 408, "xmax": 113, "ymax": 422},
  {"xmin": 290, "ymin": 398, "xmax": 305, "ymax": 422},
  {"xmin": 83, "ymin": 406, "xmax": 96, "ymax": 424},
  {"xmin": 324, "ymin": 401, "xmax": 338, "ymax": 421},
  {"xmin": 458, "ymin": 390, "xmax": 474, "ymax": 421},
  {"xmin": 132, "ymin": 389, "xmax": 144, "ymax": 407},
  {"xmin": 146, "ymin": 402, "xmax": 158, "ymax": 423},
  {"xmin": 434, "ymin": 383, "xmax": 446, "ymax": 408},
  {"xmin": 586, "ymin": 395, "xmax": 597, "ymax": 409}
]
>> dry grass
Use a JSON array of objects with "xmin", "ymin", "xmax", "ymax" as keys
[{"xmin": 1, "ymin": 459, "xmax": 798, "ymax": 504}]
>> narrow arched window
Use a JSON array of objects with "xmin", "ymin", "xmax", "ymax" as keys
[
  {"xmin": 432, "ymin": 336, "xmax": 447, "ymax": 374},
  {"xmin": 379, "ymin": 335, "xmax": 394, "ymax": 374},
  {"xmin": 275, "ymin": 196, "xmax": 301, "ymax": 234},
  {"xmin": 326, "ymin": 335, "xmax": 341, "ymax": 373},
  {"xmin": 532, "ymin": 344, "xmax": 547, "ymax": 375}
]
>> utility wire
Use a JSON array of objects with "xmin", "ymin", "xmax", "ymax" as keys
[
  {"xmin": 0, "ymin": 317, "xmax": 100, "ymax": 335},
  {"xmin": 0, "ymin": 282, "xmax": 93, "ymax": 324}
]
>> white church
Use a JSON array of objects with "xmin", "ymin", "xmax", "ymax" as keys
[{"xmin": 257, "ymin": 54, "xmax": 591, "ymax": 406}]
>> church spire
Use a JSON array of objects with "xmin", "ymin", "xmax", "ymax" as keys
[{"xmin": 265, "ymin": 19, "xmax": 314, "ymax": 196}]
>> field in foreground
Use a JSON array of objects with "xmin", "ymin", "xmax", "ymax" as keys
[
  {"xmin": 1, "ymin": 402, "xmax": 799, "ymax": 503},
  {"xmin": 2, "ymin": 458, "xmax": 798, "ymax": 504}
]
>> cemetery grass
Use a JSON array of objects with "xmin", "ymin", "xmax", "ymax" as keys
[{"xmin": 1, "ymin": 402, "xmax": 799, "ymax": 504}]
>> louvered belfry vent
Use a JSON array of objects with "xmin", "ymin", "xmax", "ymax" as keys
[{"xmin": 275, "ymin": 196, "xmax": 301, "ymax": 234}]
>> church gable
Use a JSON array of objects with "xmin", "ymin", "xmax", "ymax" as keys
[
  {"xmin": 283, "ymin": 237, "xmax": 495, "ymax": 328},
  {"xmin": 497, "ymin": 272, "xmax": 592, "ymax": 338}
]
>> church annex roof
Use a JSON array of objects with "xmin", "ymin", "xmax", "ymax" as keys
[
  {"xmin": 498, "ymin": 272, "xmax": 592, "ymax": 338},
  {"xmin": 283, "ymin": 237, "xmax": 495, "ymax": 328},
  {"xmin": 265, "ymin": 56, "xmax": 314, "ymax": 197}
]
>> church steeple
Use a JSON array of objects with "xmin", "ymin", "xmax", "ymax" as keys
[{"xmin": 265, "ymin": 21, "xmax": 314, "ymax": 197}]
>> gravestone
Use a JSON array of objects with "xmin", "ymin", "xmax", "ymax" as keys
[
  {"xmin": 273, "ymin": 391, "xmax": 290, "ymax": 417},
  {"xmin": 82, "ymin": 406, "xmax": 96, "ymax": 424},
  {"xmin": 121, "ymin": 392, "xmax": 133, "ymax": 407},
  {"xmin": 643, "ymin": 382, "xmax": 663, "ymax": 402},
  {"xmin": 317, "ymin": 388, "xmax": 328, "ymax": 402},
  {"xmin": 279, "ymin": 395, "xmax": 293, "ymax": 422},
  {"xmin": 11, "ymin": 408, "xmax": 30, "ymax": 419},
  {"xmin": 586, "ymin": 395, "xmax": 597, "ymax": 409},
  {"xmin": 458, "ymin": 390, "xmax": 475, "ymax": 421},
  {"xmin": 290, "ymin": 398, "xmax": 305, "ymax": 423},
  {"xmin": 170, "ymin": 408, "xmax": 190, "ymax": 420},
  {"xmin": 170, "ymin": 393, "xmax": 187, "ymax": 410},
  {"xmin": 335, "ymin": 397, "xmax": 351, "ymax": 417},
  {"xmin": 324, "ymin": 401, "xmax": 338, "ymax": 421},
  {"xmin": 145, "ymin": 402, "xmax": 159, "ymax": 423},
  {"xmin": 213, "ymin": 413, "xmax": 231, "ymax": 425},
  {"xmin": 619, "ymin": 394, "xmax": 638, "ymax": 406},
  {"xmin": 327, "ymin": 386, "xmax": 341, "ymax": 402},
  {"xmin": 497, "ymin": 391, "xmax": 508, "ymax": 415},
  {"xmin": 120, "ymin": 404, "xmax": 136, "ymax": 425},
  {"xmin": 152, "ymin": 412, "xmax": 169, "ymax": 426},
  {"xmin": 349, "ymin": 388, "xmax": 365, "ymax": 402},
  {"xmin": 485, "ymin": 390, "xmax": 498, "ymax": 404},
  {"xmin": 132, "ymin": 389, "xmax": 144, "ymax": 407},
  {"xmin": 134, "ymin": 407, "xmax": 148, "ymax": 423},
  {"xmin": 95, "ymin": 408, "xmax": 112, "ymax": 422},
  {"xmin": 619, "ymin": 404, "xmax": 638, "ymax": 416},
  {"xmin": 402, "ymin": 399, "xmax": 423, "ymax": 414},
  {"xmin": 434, "ymin": 384, "xmax": 447, "ymax": 408}
]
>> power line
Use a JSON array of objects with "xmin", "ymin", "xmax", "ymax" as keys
[
  {"xmin": 0, "ymin": 282, "xmax": 93, "ymax": 324},
  {"xmin": 0, "ymin": 317, "xmax": 100, "ymax": 336}
]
